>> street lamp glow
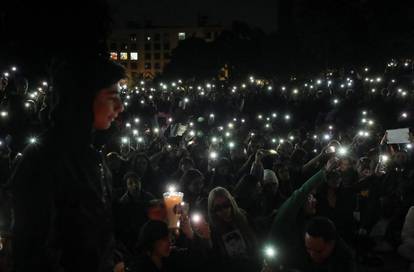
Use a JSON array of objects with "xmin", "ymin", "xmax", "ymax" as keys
[
  {"xmin": 323, "ymin": 134, "xmax": 331, "ymax": 141},
  {"xmin": 284, "ymin": 114, "xmax": 290, "ymax": 120},
  {"xmin": 29, "ymin": 137, "xmax": 38, "ymax": 144},
  {"xmin": 228, "ymin": 142, "xmax": 235, "ymax": 149},
  {"xmin": 401, "ymin": 112, "xmax": 408, "ymax": 118},
  {"xmin": 0, "ymin": 111, "xmax": 8, "ymax": 117},
  {"xmin": 11, "ymin": 66, "xmax": 17, "ymax": 71},
  {"xmin": 211, "ymin": 137, "xmax": 218, "ymax": 143}
]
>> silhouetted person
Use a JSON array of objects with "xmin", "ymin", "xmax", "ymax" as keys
[{"xmin": 9, "ymin": 57, "xmax": 125, "ymax": 272}]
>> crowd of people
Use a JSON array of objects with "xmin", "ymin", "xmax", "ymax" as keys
[{"xmin": 0, "ymin": 57, "xmax": 413, "ymax": 272}]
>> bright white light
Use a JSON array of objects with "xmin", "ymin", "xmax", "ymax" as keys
[
  {"xmin": 184, "ymin": 97, "xmax": 189, "ymax": 103},
  {"xmin": 137, "ymin": 137, "xmax": 143, "ymax": 143},
  {"xmin": 24, "ymin": 102, "xmax": 30, "ymax": 108},
  {"xmin": 134, "ymin": 118, "xmax": 140, "ymax": 123},
  {"xmin": 267, "ymin": 86, "xmax": 273, "ymax": 91},
  {"xmin": 406, "ymin": 144, "xmax": 412, "ymax": 149},
  {"xmin": 192, "ymin": 213, "xmax": 202, "ymax": 224},
  {"xmin": 381, "ymin": 155, "xmax": 389, "ymax": 163},
  {"xmin": 401, "ymin": 112, "xmax": 408, "ymax": 118},
  {"xmin": 189, "ymin": 122, "xmax": 194, "ymax": 127},
  {"xmin": 228, "ymin": 142, "xmax": 235, "ymax": 149},
  {"xmin": 168, "ymin": 118, "xmax": 173, "ymax": 123},
  {"xmin": 289, "ymin": 136, "xmax": 294, "ymax": 141},
  {"xmin": 272, "ymin": 113, "xmax": 277, "ymax": 118},
  {"xmin": 338, "ymin": 147, "xmax": 348, "ymax": 156},
  {"xmin": 209, "ymin": 113, "xmax": 215, "ymax": 118},
  {"xmin": 258, "ymin": 115, "xmax": 263, "ymax": 120},
  {"xmin": 11, "ymin": 66, "xmax": 17, "ymax": 71},
  {"xmin": 313, "ymin": 135, "xmax": 318, "ymax": 139},
  {"xmin": 371, "ymin": 89, "xmax": 376, "ymax": 93},
  {"xmin": 376, "ymin": 77, "xmax": 382, "ymax": 82},
  {"xmin": 264, "ymin": 246, "xmax": 277, "ymax": 258},
  {"xmin": 328, "ymin": 125, "xmax": 333, "ymax": 130},
  {"xmin": 228, "ymin": 123, "xmax": 234, "ymax": 129},
  {"xmin": 3, "ymin": 72, "xmax": 9, "ymax": 77},
  {"xmin": 272, "ymin": 138, "xmax": 276, "ymax": 143},
  {"xmin": 209, "ymin": 151, "xmax": 218, "ymax": 160},
  {"xmin": 316, "ymin": 79, "xmax": 322, "ymax": 85},
  {"xmin": 364, "ymin": 67, "xmax": 369, "ymax": 72},
  {"xmin": 29, "ymin": 137, "xmax": 37, "ymax": 144},
  {"xmin": 284, "ymin": 114, "xmax": 290, "ymax": 120},
  {"xmin": 121, "ymin": 137, "xmax": 129, "ymax": 144},
  {"xmin": 333, "ymin": 99, "xmax": 339, "ymax": 104},
  {"xmin": 293, "ymin": 89, "xmax": 298, "ymax": 94},
  {"xmin": 313, "ymin": 149, "xmax": 318, "ymax": 153},
  {"xmin": 0, "ymin": 111, "xmax": 8, "ymax": 117},
  {"xmin": 168, "ymin": 185, "xmax": 177, "ymax": 192},
  {"xmin": 153, "ymin": 128, "xmax": 159, "ymax": 134},
  {"xmin": 225, "ymin": 132, "xmax": 231, "ymax": 137},
  {"xmin": 265, "ymin": 123, "xmax": 270, "ymax": 128},
  {"xmin": 126, "ymin": 123, "xmax": 131, "ymax": 128},
  {"xmin": 132, "ymin": 129, "xmax": 138, "ymax": 135},
  {"xmin": 362, "ymin": 111, "xmax": 367, "ymax": 115},
  {"xmin": 279, "ymin": 139, "xmax": 285, "ymax": 143},
  {"xmin": 281, "ymin": 86, "xmax": 286, "ymax": 91},
  {"xmin": 361, "ymin": 118, "xmax": 367, "ymax": 123},
  {"xmin": 323, "ymin": 134, "xmax": 331, "ymax": 141},
  {"xmin": 241, "ymin": 119, "xmax": 245, "ymax": 123},
  {"xmin": 211, "ymin": 137, "xmax": 218, "ymax": 143},
  {"xmin": 189, "ymin": 130, "xmax": 196, "ymax": 137},
  {"xmin": 368, "ymin": 120, "xmax": 374, "ymax": 126}
]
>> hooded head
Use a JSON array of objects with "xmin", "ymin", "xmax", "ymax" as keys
[
  {"xmin": 137, "ymin": 220, "xmax": 171, "ymax": 257},
  {"xmin": 50, "ymin": 57, "xmax": 126, "ymax": 148}
]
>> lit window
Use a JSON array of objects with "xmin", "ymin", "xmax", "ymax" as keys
[
  {"xmin": 130, "ymin": 52, "xmax": 138, "ymax": 61},
  {"xmin": 110, "ymin": 52, "xmax": 118, "ymax": 60},
  {"xmin": 120, "ymin": 52, "xmax": 128, "ymax": 60},
  {"xmin": 178, "ymin": 32, "xmax": 186, "ymax": 40}
]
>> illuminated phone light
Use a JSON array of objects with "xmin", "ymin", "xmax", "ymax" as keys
[{"xmin": 209, "ymin": 151, "xmax": 218, "ymax": 160}]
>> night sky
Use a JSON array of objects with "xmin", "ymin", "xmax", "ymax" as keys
[{"xmin": 108, "ymin": 0, "xmax": 279, "ymax": 31}]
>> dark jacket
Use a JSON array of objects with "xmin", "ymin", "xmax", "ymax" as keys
[
  {"xmin": 9, "ymin": 58, "xmax": 126, "ymax": 272},
  {"xmin": 10, "ymin": 133, "xmax": 115, "ymax": 272}
]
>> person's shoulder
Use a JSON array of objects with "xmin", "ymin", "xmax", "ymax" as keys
[{"xmin": 335, "ymin": 238, "xmax": 355, "ymax": 259}]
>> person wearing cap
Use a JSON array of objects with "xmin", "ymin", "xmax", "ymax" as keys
[{"xmin": 9, "ymin": 57, "xmax": 126, "ymax": 272}]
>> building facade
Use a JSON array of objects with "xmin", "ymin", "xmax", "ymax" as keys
[{"xmin": 108, "ymin": 24, "xmax": 223, "ymax": 80}]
